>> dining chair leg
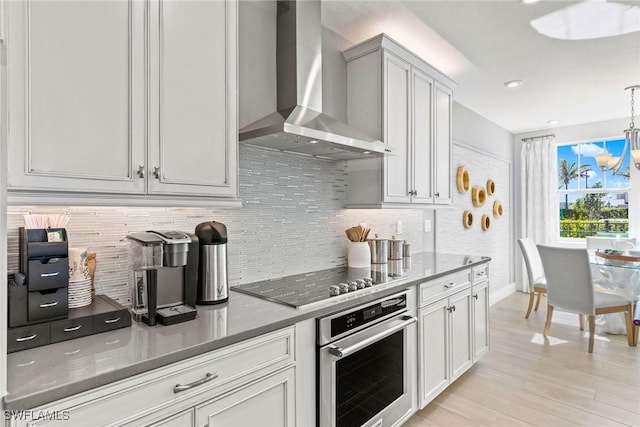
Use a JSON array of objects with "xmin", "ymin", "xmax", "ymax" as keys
[
  {"xmin": 525, "ymin": 292, "xmax": 535, "ymax": 319},
  {"xmin": 588, "ymin": 315, "xmax": 595, "ymax": 353},
  {"xmin": 534, "ymin": 290, "xmax": 543, "ymax": 311},
  {"xmin": 543, "ymin": 304, "xmax": 554, "ymax": 336},
  {"xmin": 623, "ymin": 305, "xmax": 635, "ymax": 347},
  {"xmin": 579, "ymin": 314, "xmax": 585, "ymax": 331}
]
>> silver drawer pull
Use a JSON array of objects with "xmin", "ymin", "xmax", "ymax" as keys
[
  {"xmin": 63, "ymin": 325, "xmax": 82, "ymax": 332},
  {"xmin": 39, "ymin": 301, "xmax": 59, "ymax": 308},
  {"xmin": 444, "ymin": 282, "xmax": 456, "ymax": 289},
  {"xmin": 328, "ymin": 315, "xmax": 417, "ymax": 358},
  {"xmin": 40, "ymin": 272, "xmax": 60, "ymax": 277},
  {"xmin": 16, "ymin": 334, "xmax": 37, "ymax": 342},
  {"xmin": 174, "ymin": 372, "xmax": 218, "ymax": 393},
  {"xmin": 104, "ymin": 317, "xmax": 121, "ymax": 324}
]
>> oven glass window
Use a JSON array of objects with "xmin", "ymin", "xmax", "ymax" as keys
[{"xmin": 335, "ymin": 330, "xmax": 404, "ymax": 427}]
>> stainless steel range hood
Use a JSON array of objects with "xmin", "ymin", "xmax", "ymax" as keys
[{"xmin": 239, "ymin": 0, "xmax": 391, "ymax": 161}]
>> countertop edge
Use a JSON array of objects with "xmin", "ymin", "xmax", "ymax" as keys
[{"xmin": 4, "ymin": 255, "xmax": 491, "ymax": 410}]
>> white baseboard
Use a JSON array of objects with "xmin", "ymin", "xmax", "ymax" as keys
[{"xmin": 490, "ymin": 282, "xmax": 516, "ymax": 306}]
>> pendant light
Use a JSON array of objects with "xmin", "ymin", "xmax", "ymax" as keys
[{"xmin": 595, "ymin": 85, "xmax": 640, "ymax": 174}]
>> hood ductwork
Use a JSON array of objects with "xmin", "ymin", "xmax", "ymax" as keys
[{"xmin": 239, "ymin": 0, "xmax": 391, "ymax": 161}]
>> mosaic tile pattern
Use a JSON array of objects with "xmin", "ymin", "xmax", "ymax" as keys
[{"xmin": 7, "ymin": 146, "xmax": 425, "ymax": 306}]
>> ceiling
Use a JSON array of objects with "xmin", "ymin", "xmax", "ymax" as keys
[{"xmin": 321, "ymin": 0, "xmax": 640, "ymax": 134}]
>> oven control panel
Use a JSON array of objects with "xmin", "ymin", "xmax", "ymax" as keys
[{"xmin": 329, "ymin": 293, "xmax": 407, "ymax": 339}]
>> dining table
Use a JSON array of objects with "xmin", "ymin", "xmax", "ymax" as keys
[{"xmin": 589, "ymin": 250, "xmax": 640, "ymax": 335}]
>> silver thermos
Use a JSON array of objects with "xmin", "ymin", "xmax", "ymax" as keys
[{"xmin": 195, "ymin": 221, "xmax": 228, "ymax": 304}]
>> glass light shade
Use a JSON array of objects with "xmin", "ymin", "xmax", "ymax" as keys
[
  {"xmin": 595, "ymin": 152, "xmax": 611, "ymax": 169},
  {"xmin": 632, "ymin": 149, "xmax": 640, "ymax": 169},
  {"xmin": 607, "ymin": 156, "xmax": 622, "ymax": 172}
]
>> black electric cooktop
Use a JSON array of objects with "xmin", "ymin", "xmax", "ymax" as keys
[{"xmin": 231, "ymin": 262, "xmax": 409, "ymax": 309}]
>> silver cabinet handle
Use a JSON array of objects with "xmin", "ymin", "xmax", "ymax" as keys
[
  {"xmin": 40, "ymin": 272, "xmax": 60, "ymax": 277},
  {"xmin": 435, "ymin": 192, "xmax": 440, "ymax": 197},
  {"xmin": 63, "ymin": 325, "xmax": 82, "ymax": 332},
  {"xmin": 328, "ymin": 315, "xmax": 417, "ymax": 358},
  {"xmin": 444, "ymin": 282, "xmax": 456, "ymax": 289},
  {"xmin": 153, "ymin": 166, "xmax": 160, "ymax": 179},
  {"xmin": 104, "ymin": 317, "xmax": 121, "ymax": 324},
  {"xmin": 137, "ymin": 165, "xmax": 145, "ymax": 178},
  {"xmin": 174, "ymin": 372, "xmax": 218, "ymax": 393},
  {"xmin": 39, "ymin": 301, "xmax": 59, "ymax": 308},
  {"xmin": 473, "ymin": 293, "xmax": 479, "ymax": 300},
  {"xmin": 16, "ymin": 334, "xmax": 37, "ymax": 342}
]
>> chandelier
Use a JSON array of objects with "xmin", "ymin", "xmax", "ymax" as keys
[{"xmin": 595, "ymin": 85, "xmax": 640, "ymax": 174}]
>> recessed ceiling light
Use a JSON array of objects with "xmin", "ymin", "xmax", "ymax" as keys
[
  {"xmin": 504, "ymin": 80, "xmax": 523, "ymax": 88},
  {"xmin": 522, "ymin": 0, "xmax": 539, "ymax": 4},
  {"xmin": 547, "ymin": 120, "xmax": 558, "ymax": 125},
  {"xmin": 309, "ymin": 140, "xmax": 318, "ymax": 144}
]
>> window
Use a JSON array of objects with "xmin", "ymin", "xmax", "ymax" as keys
[{"xmin": 557, "ymin": 139, "xmax": 629, "ymax": 239}]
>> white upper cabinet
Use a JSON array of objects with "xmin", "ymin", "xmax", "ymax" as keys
[
  {"xmin": 343, "ymin": 34, "xmax": 455, "ymax": 208},
  {"xmin": 6, "ymin": 0, "xmax": 238, "ymax": 203}
]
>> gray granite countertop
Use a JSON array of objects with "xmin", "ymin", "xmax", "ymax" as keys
[{"xmin": 4, "ymin": 252, "xmax": 489, "ymax": 410}]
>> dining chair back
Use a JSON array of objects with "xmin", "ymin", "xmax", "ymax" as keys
[
  {"xmin": 537, "ymin": 244, "xmax": 636, "ymax": 353},
  {"xmin": 517, "ymin": 238, "xmax": 547, "ymax": 319}
]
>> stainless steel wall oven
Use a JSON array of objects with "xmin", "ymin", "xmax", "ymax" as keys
[{"xmin": 318, "ymin": 291, "xmax": 417, "ymax": 427}]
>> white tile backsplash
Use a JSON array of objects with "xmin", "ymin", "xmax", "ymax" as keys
[{"xmin": 7, "ymin": 146, "xmax": 425, "ymax": 306}]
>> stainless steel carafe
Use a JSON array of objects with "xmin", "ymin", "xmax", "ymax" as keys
[{"xmin": 195, "ymin": 221, "xmax": 229, "ymax": 304}]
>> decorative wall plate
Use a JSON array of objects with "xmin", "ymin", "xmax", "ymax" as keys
[
  {"xmin": 481, "ymin": 214, "xmax": 491, "ymax": 231},
  {"xmin": 471, "ymin": 186, "xmax": 486, "ymax": 207},
  {"xmin": 456, "ymin": 166, "xmax": 470, "ymax": 193},
  {"xmin": 462, "ymin": 210, "xmax": 473, "ymax": 228},
  {"xmin": 493, "ymin": 200, "xmax": 503, "ymax": 218},
  {"xmin": 486, "ymin": 179, "xmax": 496, "ymax": 196}
]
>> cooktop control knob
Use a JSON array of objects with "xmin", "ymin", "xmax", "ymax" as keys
[
  {"xmin": 348, "ymin": 281, "xmax": 358, "ymax": 292},
  {"xmin": 338, "ymin": 283, "xmax": 350, "ymax": 294},
  {"xmin": 355, "ymin": 279, "xmax": 365, "ymax": 289},
  {"xmin": 329, "ymin": 284, "xmax": 340, "ymax": 297},
  {"xmin": 363, "ymin": 277, "xmax": 373, "ymax": 287}
]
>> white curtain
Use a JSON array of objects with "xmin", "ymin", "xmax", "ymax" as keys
[{"xmin": 520, "ymin": 135, "xmax": 557, "ymax": 291}]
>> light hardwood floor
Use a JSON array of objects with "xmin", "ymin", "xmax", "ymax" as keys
[{"xmin": 406, "ymin": 291, "xmax": 640, "ymax": 427}]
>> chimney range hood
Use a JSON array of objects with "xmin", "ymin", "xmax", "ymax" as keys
[{"xmin": 239, "ymin": 0, "xmax": 391, "ymax": 161}]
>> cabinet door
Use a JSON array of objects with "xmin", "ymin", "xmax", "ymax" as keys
[
  {"xmin": 433, "ymin": 82, "xmax": 453, "ymax": 205},
  {"xmin": 196, "ymin": 368, "xmax": 295, "ymax": 427},
  {"xmin": 411, "ymin": 68, "xmax": 434, "ymax": 204},
  {"xmin": 382, "ymin": 53, "xmax": 411, "ymax": 203},
  {"xmin": 473, "ymin": 280, "xmax": 490, "ymax": 361},
  {"xmin": 147, "ymin": 0, "xmax": 238, "ymax": 197},
  {"xmin": 418, "ymin": 299, "xmax": 449, "ymax": 409},
  {"xmin": 7, "ymin": 0, "xmax": 146, "ymax": 194},
  {"xmin": 449, "ymin": 288, "xmax": 473, "ymax": 382}
]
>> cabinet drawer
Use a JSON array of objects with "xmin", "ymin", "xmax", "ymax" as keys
[
  {"xmin": 8, "ymin": 323, "xmax": 50, "ymax": 353},
  {"xmin": 472, "ymin": 264, "xmax": 489, "ymax": 283},
  {"xmin": 419, "ymin": 270, "xmax": 471, "ymax": 307},
  {"xmin": 28, "ymin": 288, "xmax": 68, "ymax": 322},
  {"xmin": 28, "ymin": 257, "xmax": 69, "ymax": 291},
  {"xmin": 93, "ymin": 309, "xmax": 131, "ymax": 334},
  {"xmin": 27, "ymin": 327, "xmax": 295, "ymax": 427},
  {"xmin": 50, "ymin": 317, "xmax": 93, "ymax": 343}
]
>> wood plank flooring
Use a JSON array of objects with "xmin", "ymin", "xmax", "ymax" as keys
[{"xmin": 405, "ymin": 291, "xmax": 640, "ymax": 427}]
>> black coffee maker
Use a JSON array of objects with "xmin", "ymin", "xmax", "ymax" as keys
[{"xmin": 126, "ymin": 231, "xmax": 199, "ymax": 326}]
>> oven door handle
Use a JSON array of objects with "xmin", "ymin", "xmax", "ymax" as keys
[{"xmin": 327, "ymin": 315, "xmax": 417, "ymax": 358}]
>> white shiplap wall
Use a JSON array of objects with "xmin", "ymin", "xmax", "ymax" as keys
[
  {"xmin": 7, "ymin": 146, "xmax": 425, "ymax": 306},
  {"xmin": 436, "ymin": 143, "xmax": 512, "ymax": 295}
]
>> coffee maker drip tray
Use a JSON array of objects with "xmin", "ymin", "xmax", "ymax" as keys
[{"xmin": 156, "ymin": 304, "xmax": 197, "ymax": 326}]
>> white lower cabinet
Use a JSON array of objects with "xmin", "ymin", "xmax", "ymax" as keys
[
  {"xmin": 417, "ymin": 263, "xmax": 489, "ymax": 409},
  {"xmin": 7, "ymin": 327, "xmax": 301, "ymax": 427},
  {"xmin": 196, "ymin": 367, "xmax": 295, "ymax": 427}
]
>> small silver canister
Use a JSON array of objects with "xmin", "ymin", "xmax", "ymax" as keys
[
  {"xmin": 388, "ymin": 236, "xmax": 403, "ymax": 260},
  {"xmin": 195, "ymin": 221, "xmax": 229, "ymax": 305},
  {"xmin": 368, "ymin": 234, "xmax": 388, "ymax": 264},
  {"xmin": 403, "ymin": 240, "xmax": 411, "ymax": 258}
]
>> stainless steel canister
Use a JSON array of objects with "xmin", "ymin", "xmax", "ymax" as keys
[
  {"xmin": 368, "ymin": 234, "xmax": 388, "ymax": 264},
  {"xmin": 388, "ymin": 236, "xmax": 403, "ymax": 260},
  {"xmin": 403, "ymin": 240, "xmax": 411, "ymax": 258}
]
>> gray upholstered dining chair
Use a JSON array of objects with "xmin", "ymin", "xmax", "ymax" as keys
[
  {"xmin": 537, "ymin": 244, "xmax": 636, "ymax": 353},
  {"xmin": 518, "ymin": 238, "xmax": 547, "ymax": 319}
]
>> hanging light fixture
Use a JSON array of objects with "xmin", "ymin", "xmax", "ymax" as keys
[{"xmin": 595, "ymin": 85, "xmax": 640, "ymax": 174}]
